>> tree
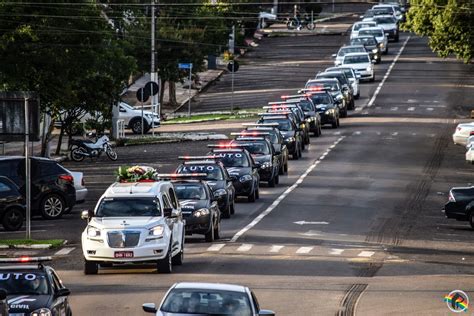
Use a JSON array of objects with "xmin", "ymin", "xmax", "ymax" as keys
[
  {"xmin": 402, "ymin": 0, "xmax": 473, "ymax": 63},
  {"xmin": 0, "ymin": 1, "xmax": 136, "ymax": 156}
]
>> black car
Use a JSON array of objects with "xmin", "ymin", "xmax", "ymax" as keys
[
  {"xmin": 305, "ymin": 79, "xmax": 346, "ymax": 119},
  {"xmin": 258, "ymin": 115, "xmax": 303, "ymax": 160},
  {"xmin": 443, "ymin": 186, "xmax": 474, "ymax": 227},
  {"xmin": 230, "ymin": 137, "xmax": 280, "ymax": 187},
  {"xmin": 172, "ymin": 179, "xmax": 221, "ymax": 241},
  {"xmin": 0, "ymin": 257, "xmax": 72, "ymax": 316},
  {"xmin": 304, "ymin": 90, "xmax": 340, "ymax": 128},
  {"xmin": 208, "ymin": 146, "xmax": 260, "ymax": 201},
  {"xmin": 0, "ymin": 176, "xmax": 25, "ymax": 231},
  {"xmin": 241, "ymin": 123, "xmax": 290, "ymax": 174},
  {"xmin": 350, "ymin": 36, "xmax": 382, "ymax": 64},
  {"xmin": 0, "ymin": 157, "xmax": 76, "ymax": 220},
  {"xmin": 316, "ymin": 71, "xmax": 354, "ymax": 112},
  {"xmin": 176, "ymin": 158, "xmax": 236, "ymax": 218},
  {"xmin": 281, "ymin": 95, "xmax": 323, "ymax": 136}
]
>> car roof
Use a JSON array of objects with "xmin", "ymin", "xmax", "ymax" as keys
[
  {"xmin": 340, "ymin": 45, "xmax": 365, "ymax": 50},
  {"xmin": 174, "ymin": 282, "xmax": 247, "ymax": 293},
  {"xmin": 359, "ymin": 27, "xmax": 383, "ymax": 31},
  {"xmin": 105, "ymin": 181, "xmax": 168, "ymax": 196},
  {"xmin": 344, "ymin": 52, "xmax": 370, "ymax": 57},
  {"xmin": 308, "ymin": 78, "xmax": 339, "ymax": 83},
  {"xmin": 0, "ymin": 265, "xmax": 46, "ymax": 270},
  {"xmin": 354, "ymin": 21, "xmax": 376, "ymax": 25}
]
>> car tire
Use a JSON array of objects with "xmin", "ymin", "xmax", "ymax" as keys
[
  {"xmin": 70, "ymin": 147, "xmax": 86, "ymax": 162},
  {"xmin": 279, "ymin": 165, "xmax": 284, "ymax": 175},
  {"xmin": 255, "ymin": 186, "xmax": 260, "ymax": 199},
  {"xmin": 355, "ymin": 92, "xmax": 360, "ymax": 100},
  {"xmin": 99, "ymin": 263, "xmax": 113, "ymax": 268},
  {"xmin": 350, "ymin": 99, "xmax": 355, "ymax": 110},
  {"xmin": 2, "ymin": 208, "xmax": 24, "ymax": 231},
  {"xmin": 222, "ymin": 204, "xmax": 231, "ymax": 219},
  {"xmin": 370, "ymin": 74, "xmax": 375, "ymax": 82},
  {"xmin": 395, "ymin": 35, "xmax": 399, "ymax": 42},
  {"xmin": 268, "ymin": 176, "xmax": 276, "ymax": 188},
  {"xmin": 172, "ymin": 238, "xmax": 184, "ymax": 266},
  {"xmin": 284, "ymin": 161, "xmax": 289, "ymax": 172},
  {"xmin": 205, "ymin": 221, "xmax": 215, "ymax": 242},
  {"xmin": 230, "ymin": 200, "xmax": 235, "ymax": 215},
  {"xmin": 41, "ymin": 194, "xmax": 66, "ymax": 220},
  {"xmin": 157, "ymin": 244, "xmax": 173, "ymax": 273},
  {"xmin": 130, "ymin": 118, "xmax": 149, "ymax": 135},
  {"xmin": 248, "ymin": 188, "xmax": 256, "ymax": 202},
  {"xmin": 84, "ymin": 259, "xmax": 98, "ymax": 275},
  {"xmin": 213, "ymin": 219, "xmax": 221, "ymax": 240},
  {"xmin": 292, "ymin": 151, "xmax": 299, "ymax": 160},
  {"xmin": 469, "ymin": 211, "xmax": 474, "ymax": 229},
  {"xmin": 275, "ymin": 174, "xmax": 280, "ymax": 185}
]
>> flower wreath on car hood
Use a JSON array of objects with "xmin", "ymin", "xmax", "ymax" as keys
[{"xmin": 116, "ymin": 165, "xmax": 159, "ymax": 182}]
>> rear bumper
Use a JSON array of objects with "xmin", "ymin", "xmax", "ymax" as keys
[{"xmin": 75, "ymin": 188, "xmax": 88, "ymax": 204}]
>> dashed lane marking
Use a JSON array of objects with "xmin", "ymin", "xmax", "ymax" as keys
[
  {"xmin": 390, "ymin": 107, "xmax": 398, "ymax": 111},
  {"xmin": 408, "ymin": 107, "xmax": 415, "ymax": 111},
  {"xmin": 54, "ymin": 247, "xmax": 75, "ymax": 256},
  {"xmin": 358, "ymin": 251, "xmax": 375, "ymax": 258},
  {"xmin": 426, "ymin": 107, "xmax": 434, "ymax": 111},
  {"xmin": 330, "ymin": 249, "xmax": 345, "ymax": 255},
  {"xmin": 270, "ymin": 245, "xmax": 284, "ymax": 253},
  {"xmin": 296, "ymin": 247, "xmax": 314, "ymax": 254},
  {"xmin": 207, "ymin": 243, "xmax": 226, "ymax": 252},
  {"xmin": 237, "ymin": 244, "xmax": 253, "ymax": 252},
  {"xmin": 391, "ymin": 132, "xmax": 398, "ymax": 136}
]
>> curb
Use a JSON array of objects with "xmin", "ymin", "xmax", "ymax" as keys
[{"xmin": 1, "ymin": 244, "xmax": 52, "ymax": 249}]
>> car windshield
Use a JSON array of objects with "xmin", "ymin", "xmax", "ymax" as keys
[
  {"xmin": 177, "ymin": 164, "xmax": 224, "ymax": 181},
  {"xmin": 374, "ymin": 17, "xmax": 396, "ymax": 24},
  {"xmin": 214, "ymin": 152, "xmax": 250, "ymax": 167},
  {"xmin": 298, "ymin": 100, "xmax": 314, "ymax": 111},
  {"xmin": 175, "ymin": 184, "xmax": 207, "ymax": 200},
  {"xmin": 263, "ymin": 119, "xmax": 293, "ymax": 131},
  {"xmin": 344, "ymin": 55, "xmax": 370, "ymax": 64},
  {"xmin": 0, "ymin": 271, "xmax": 49, "ymax": 295},
  {"xmin": 96, "ymin": 197, "xmax": 162, "ymax": 217},
  {"xmin": 160, "ymin": 289, "xmax": 252, "ymax": 316},
  {"xmin": 310, "ymin": 94, "xmax": 332, "ymax": 105},
  {"xmin": 351, "ymin": 37, "xmax": 377, "ymax": 46},
  {"xmin": 354, "ymin": 23, "xmax": 375, "ymax": 31},
  {"xmin": 359, "ymin": 29, "xmax": 383, "ymax": 37},
  {"xmin": 235, "ymin": 141, "xmax": 270, "ymax": 155}
]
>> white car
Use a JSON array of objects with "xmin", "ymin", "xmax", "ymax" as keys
[
  {"xmin": 332, "ymin": 45, "xmax": 367, "ymax": 66},
  {"xmin": 358, "ymin": 27, "xmax": 389, "ymax": 54},
  {"xmin": 117, "ymin": 101, "xmax": 160, "ymax": 134},
  {"xmin": 350, "ymin": 21, "xmax": 377, "ymax": 39},
  {"xmin": 453, "ymin": 122, "xmax": 474, "ymax": 146},
  {"xmin": 341, "ymin": 52, "xmax": 375, "ymax": 82},
  {"xmin": 371, "ymin": 15, "xmax": 399, "ymax": 42},
  {"xmin": 81, "ymin": 179, "xmax": 185, "ymax": 275},
  {"xmin": 372, "ymin": 4, "xmax": 403, "ymax": 21},
  {"xmin": 67, "ymin": 170, "xmax": 87, "ymax": 204},
  {"xmin": 466, "ymin": 145, "xmax": 474, "ymax": 164},
  {"xmin": 325, "ymin": 66, "xmax": 361, "ymax": 99}
]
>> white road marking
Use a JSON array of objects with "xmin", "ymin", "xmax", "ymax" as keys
[
  {"xmin": 390, "ymin": 107, "xmax": 398, "ymax": 111},
  {"xmin": 230, "ymin": 137, "xmax": 345, "ymax": 242},
  {"xmin": 426, "ymin": 107, "xmax": 434, "ymax": 111},
  {"xmin": 376, "ymin": 131, "xmax": 381, "ymax": 135},
  {"xmin": 54, "ymin": 247, "xmax": 75, "ymax": 256},
  {"xmin": 237, "ymin": 244, "xmax": 253, "ymax": 252},
  {"xmin": 329, "ymin": 249, "xmax": 345, "ymax": 255},
  {"xmin": 365, "ymin": 36, "xmax": 411, "ymax": 108},
  {"xmin": 333, "ymin": 131, "xmax": 341, "ymax": 135},
  {"xmin": 269, "ymin": 245, "xmax": 284, "ymax": 253},
  {"xmin": 207, "ymin": 243, "xmax": 226, "ymax": 252},
  {"xmin": 296, "ymin": 247, "xmax": 314, "ymax": 254},
  {"xmin": 294, "ymin": 221, "xmax": 329, "ymax": 225},
  {"xmin": 407, "ymin": 99, "xmax": 417, "ymax": 103},
  {"xmin": 412, "ymin": 133, "xmax": 417, "ymax": 136},
  {"xmin": 299, "ymin": 231, "xmax": 321, "ymax": 237},
  {"xmin": 407, "ymin": 107, "xmax": 415, "ymax": 111},
  {"xmin": 391, "ymin": 132, "xmax": 398, "ymax": 136},
  {"xmin": 358, "ymin": 251, "xmax": 375, "ymax": 257},
  {"xmin": 353, "ymin": 131, "xmax": 361, "ymax": 135}
]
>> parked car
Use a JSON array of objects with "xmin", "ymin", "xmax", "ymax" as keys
[
  {"xmin": 0, "ymin": 176, "xmax": 24, "ymax": 231},
  {"xmin": 117, "ymin": 101, "xmax": 160, "ymax": 134},
  {"xmin": 0, "ymin": 157, "xmax": 76, "ymax": 219},
  {"xmin": 453, "ymin": 122, "xmax": 474, "ymax": 146},
  {"xmin": 66, "ymin": 170, "xmax": 87, "ymax": 205},
  {"xmin": 443, "ymin": 186, "xmax": 474, "ymax": 228},
  {"xmin": 142, "ymin": 282, "xmax": 275, "ymax": 316}
]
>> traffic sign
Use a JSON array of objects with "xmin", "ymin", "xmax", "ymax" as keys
[
  {"xmin": 227, "ymin": 61, "xmax": 239, "ymax": 73},
  {"xmin": 144, "ymin": 81, "xmax": 159, "ymax": 96},
  {"xmin": 178, "ymin": 63, "xmax": 192, "ymax": 70},
  {"xmin": 136, "ymin": 87, "xmax": 150, "ymax": 102}
]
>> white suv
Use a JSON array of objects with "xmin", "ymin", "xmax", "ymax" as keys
[
  {"xmin": 118, "ymin": 102, "xmax": 160, "ymax": 134},
  {"xmin": 81, "ymin": 180, "xmax": 185, "ymax": 275}
]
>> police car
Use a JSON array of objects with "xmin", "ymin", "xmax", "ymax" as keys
[
  {"xmin": 229, "ymin": 137, "xmax": 280, "ymax": 188},
  {"xmin": 81, "ymin": 167, "xmax": 185, "ymax": 274},
  {"xmin": 171, "ymin": 176, "xmax": 221, "ymax": 242},
  {"xmin": 207, "ymin": 146, "xmax": 260, "ymax": 202},
  {"xmin": 0, "ymin": 256, "xmax": 72, "ymax": 316},
  {"xmin": 280, "ymin": 95, "xmax": 322, "ymax": 136},
  {"xmin": 175, "ymin": 158, "xmax": 236, "ymax": 218},
  {"xmin": 258, "ymin": 114, "xmax": 303, "ymax": 160}
]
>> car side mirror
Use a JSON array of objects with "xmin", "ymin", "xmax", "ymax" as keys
[
  {"xmin": 163, "ymin": 207, "xmax": 173, "ymax": 217},
  {"xmin": 259, "ymin": 310, "xmax": 275, "ymax": 316},
  {"xmin": 0, "ymin": 289, "xmax": 6, "ymax": 300},
  {"xmin": 56, "ymin": 288, "xmax": 71, "ymax": 297},
  {"xmin": 371, "ymin": 60, "xmax": 376, "ymax": 64},
  {"xmin": 81, "ymin": 209, "xmax": 94, "ymax": 220},
  {"xmin": 360, "ymin": 15, "xmax": 364, "ymax": 19},
  {"xmin": 331, "ymin": 54, "xmax": 337, "ymax": 58},
  {"xmin": 142, "ymin": 303, "xmax": 158, "ymax": 314}
]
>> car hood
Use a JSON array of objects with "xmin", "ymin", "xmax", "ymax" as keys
[
  {"xmin": 206, "ymin": 180, "xmax": 225, "ymax": 191},
  {"xmin": 7, "ymin": 294, "xmax": 51, "ymax": 314},
  {"xmin": 280, "ymin": 131, "xmax": 295, "ymax": 138},
  {"xmin": 226, "ymin": 167, "xmax": 251, "ymax": 177},
  {"xmin": 344, "ymin": 62, "xmax": 370, "ymax": 69},
  {"xmin": 89, "ymin": 217, "xmax": 163, "ymax": 230},
  {"xmin": 179, "ymin": 200, "xmax": 208, "ymax": 212}
]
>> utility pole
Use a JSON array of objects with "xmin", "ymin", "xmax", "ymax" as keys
[
  {"xmin": 229, "ymin": 25, "xmax": 235, "ymax": 112},
  {"xmin": 151, "ymin": 0, "xmax": 158, "ymax": 136}
]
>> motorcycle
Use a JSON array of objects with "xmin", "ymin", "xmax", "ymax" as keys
[{"xmin": 69, "ymin": 133, "xmax": 118, "ymax": 162}]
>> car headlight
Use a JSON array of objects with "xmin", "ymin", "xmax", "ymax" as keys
[
  {"xmin": 31, "ymin": 308, "xmax": 52, "ymax": 316},
  {"xmin": 261, "ymin": 161, "xmax": 272, "ymax": 169},
  {"xmin": 372, "ymin": 48, "xmax": 378, "ymax": 53},
  {"xmin": 214, "ymin": 189, "xmax": 227, "ymax": 197},
  {"xmin": 149, "ymin": 225, "xmax": 164, "ymax": 237},
  {"xmin": 286, "ymin": 137, "xmax": 295, "ymax": 142},
  {"xmin": 87, "ymin": 226, "xmax": 101, "ymax": 238},
  {"xmin": 325, "ymin": 110, "xmax": 332, "ymax": 115},
  {"xmin": 366, "ymin": 66, "xmax": 372, "ymax": 71},
  {"xmin": 194, "ymin": 208, "xmax": 210, "ymax": 217},
  {"xmin": 379, "ymin": 43, "xmax": 384, "ymax": 48},
  {"xmin": 240, "ymin": 175, "xmax": 252, "ymax": 182}
]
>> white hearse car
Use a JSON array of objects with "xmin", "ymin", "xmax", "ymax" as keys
[{"xmin": 81, "ymin": 179, "xmax": 185, "ymax": 275}]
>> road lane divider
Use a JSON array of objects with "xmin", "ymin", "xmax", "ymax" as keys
[
  {"xmin": 365, "ymin": 36, "xmax": 411, "ymax": 109},
  {"xmin": 230, "ymin": 136, "xmax": 345, "ymax": 242},
  {"xmin": 207, "ymin": 243, "xmax": 226, "ymax": 252}
]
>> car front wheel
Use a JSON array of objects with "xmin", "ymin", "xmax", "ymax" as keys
[
  {"xmin": 84, "ymin": 259, "xmax": 98, "ymax": 275},
  {"xmin": 2, "ymin": 208, "xmax": 24, "ymax": 231},
  {"xmin": 41, "ymin": 194, "xmax": 66, "ymax": 219}
]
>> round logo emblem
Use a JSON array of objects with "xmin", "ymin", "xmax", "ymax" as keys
[{"xmin": 445, "ymin": 290, "xmax": 469, "ymax": 313}]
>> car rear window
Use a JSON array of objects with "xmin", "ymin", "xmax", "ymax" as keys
[
  {"xmin": 344, "ymin": 55, "xmax": 370, "ymax": 64},
  {"xmin": 38, "ymin": 161, "xmax": 66, "ymax": 176},
  {"xmin": 374, "ymin": 17, "xmax": 396, "ymax": 24},
  {"xmin": 177, "ymin": 164, "xmax": 224, "ymax": 181}
]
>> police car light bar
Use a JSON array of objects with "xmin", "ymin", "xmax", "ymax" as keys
[
  {"xmin": 0, "ymin": 256, "xmax": 53, "ymax": 264},
  {"xmin": 263, "ymin": 105, "xmax": 297, "ymax": 110},
  {"xmin": 210, "ymin": 148, "xmax": 244, "ymax": 152},
  {"xmin": 267, "ymin": 102, "xmax": 297, "ymax": 107},
  {"xmin": 281, "ymin": 95, "xmax": 306, "ymax": 99},
  {"xmin": 207, "ymin": 144, "xmax": 244, "ymax": 149},
  {"xmin": 178, "ymin": 155, "xmax": 218, "ymax": 160},
  {"xmin": 241, "ymin": 123, "xmax": 279, "ymax": 127},
  {"xmin": 157, "ymin": 173, "xmax": 208, "ymax": 179},
  {"xmin": 231, "ymin": 132, "xmax": 270, "ymax": 136},
  {"xmin": 261, "ymin": 115, "xmax": 289, "ymax": 120},
  {"xmin": 258, "ymin": 112, "xmax": 290, "ymax": 116}
]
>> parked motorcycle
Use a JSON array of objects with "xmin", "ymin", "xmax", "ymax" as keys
[{"xmin": 70, "ymin": 133, "xmax": 118, "ymax": 162}]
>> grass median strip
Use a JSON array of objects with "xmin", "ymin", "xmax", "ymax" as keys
[
  {"xmin": 163, "ymin": 112, "xmax": 259, "ymax": 124},
  {"xmin": 0, "ymin": 239, "xmax": 64, "ymax": 249}
]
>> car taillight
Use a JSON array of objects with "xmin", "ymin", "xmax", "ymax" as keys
[
  {"xmin": 448, "ymin": 191, "xmax": 456, "ymax": 202},
  {"xmin": 81, "ymin": 178, "xmax": 85, "ymax": 186},
  {"xmin": 456, "ymin": 127, "xmax": 462, "ymax": 132},
  {"xmin": 59, "ymin": 174, "xmax": 74, "ymax": 183}
]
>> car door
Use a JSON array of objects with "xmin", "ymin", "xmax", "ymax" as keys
[
  {"xmin": 168, "ymin": 187, "xmax": 184, "ymax": 249},
  {"xmin": 162, "ymin": 193, "xmax": 179, "ymax": 251},
  {"xmin": 0, "ymin": 178, "xmax": 22, "ymax": 208},
  {"xmin": 47, "ymin": 269, "xmax": 68, "ymax": 316},
  {"xmin": 222, "ymin": 167, "xmax": 235, "ymax": 202}
]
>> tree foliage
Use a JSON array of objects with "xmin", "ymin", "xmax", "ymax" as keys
[{"xmin": 402, "ymin": 0, "xmax": 473, "ymax": 63}]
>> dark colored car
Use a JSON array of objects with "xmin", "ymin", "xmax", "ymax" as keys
[
  {"xmin": 305, "ymin": 79, "xmax": 346, "ymax": 118},
  {"xmin": 443, "ymin": 186, "xmax": 474, "ymax": 227},
  {"xmin": 350, "ymin": 35, "xmax": 382, "ymax": 64},
  {"xmin": 176, "ymin": 159, "xmax": 236, "ymax": 218},
  {"xmin": 0, "ymin": 288, "xmax": 7, "ymax": 316},
  {"xmin": 241, "ymin": 124, "xmax": 290, "ymax": 174},
  {"xmin": 0, "ymin": 176, "xmax": 25, "ymax": 231},
  {"xmin": 230, "ymin": 137, "xmax": 280, "ymax": 187},
  {"xmin": 0, "ymin": 157, "xmax": 76, "ymax": 220},
  {"xmin": 280, "ymin": 96, "xmax": 323, "ymax": 137},
  {"xmin": 316, "ymin": 71, "xmax": 354, "ymax": 112},
  {"xmin": 258, "ymin": 115, "xmax": 303, "ymax": 160},
  {"xmin": 305, "ymin": 90, "xmax": 340, "ymax": 128},
  {"xmin": 0, "ymin": 257, "xmax": 72, "ymax": 316},
  {"xmin": 208, "ymin": 147, "xmax": 260, "ymax": 202},
  {"xmin": 173, "ymin": 179, "xmax": 221, "ymax": 241}
]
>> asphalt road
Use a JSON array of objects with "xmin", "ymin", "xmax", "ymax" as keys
[{"xmin": 2, "ymin": 15, "xmax": 474, "ymax": 316}]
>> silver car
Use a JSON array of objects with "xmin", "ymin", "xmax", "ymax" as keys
[
  {"xmin": 350, "ymin": 21, "xmax": 377, "ymax": 40},
  {"xmin": 332, "ymin": 45, "xmax": 367, "ymax": 66},
  {"xmin": 358, "ymin": 27, "xmax": 389, "ymax": 54}
]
